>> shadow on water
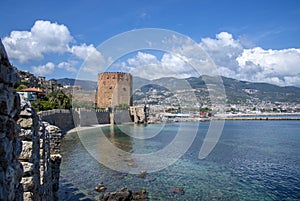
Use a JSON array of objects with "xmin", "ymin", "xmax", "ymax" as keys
[{"xmin": 59, "ymin": 178, "xmax": 95, "ymax": 201}]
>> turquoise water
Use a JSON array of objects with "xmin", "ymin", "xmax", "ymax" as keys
[{"xmin": 59, "ymin": 121, "xmax": 300, "ymax": 200}]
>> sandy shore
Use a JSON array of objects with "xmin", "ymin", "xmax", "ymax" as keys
[{"xmin": 66, "ymin": 124, "xmax": 111, "ymax": 134}]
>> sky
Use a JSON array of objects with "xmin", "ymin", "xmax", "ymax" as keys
[{"xmin": 1, "ymin": 0, "xmax": 300, "ymax": 87}]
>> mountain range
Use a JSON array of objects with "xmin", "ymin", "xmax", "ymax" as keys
[{"xmin": 56, "ymin": 76, "xmax": 300, "ymax": 104}]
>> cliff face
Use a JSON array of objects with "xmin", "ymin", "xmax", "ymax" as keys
[{"xmin": 0, "ymin": 39, "xmax": 62, "ymax": 201}]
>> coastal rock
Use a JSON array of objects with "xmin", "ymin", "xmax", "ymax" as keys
[
  {"xmin": 100, "ymin": 187, "xmax": 133, "ymax": 201},
  {"xmin": 95, "ymin": 183, "xmax": 107, "ymax": 192},
  {"xmin": 133, "ymin": 189, "xmax": 147, "ymax": 200},
  {"xmin": 168, "ymin": 187, "xmax": 185, "ymax": 195},
  {"xmin": 137, "ymin": 170, "xmax": 147, "ymax": 179}
]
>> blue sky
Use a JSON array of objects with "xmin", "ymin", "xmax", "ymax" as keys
[{"xmin": 1, "ymin": 0, "xmax": 300, "ymax": 86}]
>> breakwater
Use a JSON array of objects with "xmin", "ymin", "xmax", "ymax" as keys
[{"xmin": 214, "ymin": 113, "xmax": 300, "ymax": 121}]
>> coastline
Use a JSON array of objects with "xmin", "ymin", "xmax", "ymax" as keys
[
  {"xmin": 66, "ymin": 124, "xmax": 111, "ymax": 134},
  {"xmin": 213, "ymin": 112, "xmax": 300, "ymax": 120}
]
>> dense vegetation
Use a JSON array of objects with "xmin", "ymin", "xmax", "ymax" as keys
[{"xmin": 30, "ymin": 90, "xmax": 72, "ymax": 111}]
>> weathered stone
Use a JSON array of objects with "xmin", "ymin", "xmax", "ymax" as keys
[
  {"xmin": 0, "ymin": 137, "xmax": 12, "ymax": 167},
  {"xmin": 20, "ymin": 108, "xmax": 33, "ymax": 117},
  {"xmin": 19, "ymin": 129, "xmax": 33, "ymax": 140},
  {"xmin": 0, "ymin": 166, "xmax": 5, "ymax": 200},
  {"xmin": 100, "ymin": 188, "xmax": 133, "ymax": 201},
  {"xmin": 133, "ymin": 189, "xmax": 147, "ymax": 200},
  {"xmin": 1, "ymin": 39, "xmax": 62, "ymax": 201},
  {"xmin": 5, "ymin": 166, "xmax": 15, "ymax": 200},
  {"xmin": 12, "ymin": 93, "xmax": 21, "ymax": 120},
  {"xmin": 23, "ymin": 191, "xmax": 33, "ymax": 201},
  {"xmin": 13, "ymin": 138, "xmax": 22, "ymax": 159},
  {"xmin": 17, "ymin": 118, "xmax": 33, "ymax": 129},
  {"xmin": 137, "ymin": 170, "xmax": 147, "ymax": 179},
  {"xmin": 95, "ymin": 184, "xmax": 107, "ymax": 192},
  {"xmin": 46, "ymin": 125, "xmax": 61, "ymax": 134},
  {"xmin": 168, "ymin": 187, "xmax": 185, "ymax": 195},
  {"xmin": 21, "ymin": 177, "xmax": 34, "ymax": 192},
  {"xmin": 19, "ymin": 141, "xmax": 33, "ymax": 161},
  {"xmin": 6, "ymin": 119, "xmax": 15, "ymax": 141},
  {"xmin": 21, "ymin": 162, "xmax": 35, "ymax": 177},
  {"xmin": 0, "ymin": 39, "xmax": 23, "ymax": 201},
  {"xmin": 13, "ymin": 160, "xmax": 23, "ymax": 184}
]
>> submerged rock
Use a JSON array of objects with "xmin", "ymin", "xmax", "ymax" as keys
[
  {"xmin": 137, "ymin": 170, "xmax": 147, "ymax": 179},
  {"xmin": 99, "ymin": 187, "xmax": 133, "ymax": 201},
  {"xmin": 168, "ymin": 187, "xmax": 185, "ymax": 195},
  {"xmin": 95, "ymin": 183, "xmax": 107, "ymax": 192},
  {"xmin": 133, "ymin": 189, "xmax": 147, "ymax": 200}
]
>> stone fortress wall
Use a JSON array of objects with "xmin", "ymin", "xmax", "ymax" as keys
[
  {"xmin": 38, "ymin": 108, "xmax": 132, "ymax": 128},
  {"xmin": 0, "ymin": 38, "xmax": 23, "ymax": 201},
  {"xmin": 1, "ymin": 39, "xmax": 61, "ymax": 201},
  {"xmin": 96, "ymin": 72, "xmax": 133, "ymax": 108}
]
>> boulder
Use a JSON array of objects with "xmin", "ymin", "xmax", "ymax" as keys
[
  {"xmin": 133, "ymin": 189, "xmax": 147, "ymax": 200},
  {"xmin": 100, "ymin": 187, "xmax": 133, "ymax": 201},
  {"xmin": 168, "ymin": 187, "xmax": 185, "ymax": 195}
]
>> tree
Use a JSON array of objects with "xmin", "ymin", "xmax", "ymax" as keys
[
  {"xmin": 47, "ymin": 90, "xmax": 72, "ymax": 109},
  {"xmin": 15, "ymin": 84, "xmax": 27, "ymax": 92}
]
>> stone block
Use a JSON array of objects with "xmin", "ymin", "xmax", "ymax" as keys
[
  {"xmin": 0, "ymin": 137, "xmax": 12, "ymax": 168},
  {"xmin": 19, "ymin": 129, "xmax": 33, "ymax": 140},
  {"xmin": 21, "ymin": 176, "xmax": 34, "ymax": 192},
  {"xmin": 21, "ymin": 162, "xmax": 35, "ymax": 177},
  {"xmin": 19, "ymin": 141, "xmax": 33, "ymax": 161},
  {"xmin": 5, "ymin": 166, "xmax": 15, "ymax": 200},
  {"xmin": 20, "ymin": 108, "xmax": 33, "ymax": 118},
  {"xmin": 17, "ymin": 118, "xmax": 33, "ymax": 129},
  {"xmin": 23, "ymin": 191, "xmax": 33, "ymax": 201},
  {"xmin": 13, "ymin": 138, "xmax": 22, "ymax": 158}
]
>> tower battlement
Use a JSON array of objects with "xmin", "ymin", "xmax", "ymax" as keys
[{"xmin": 96, "ymin": 72, "xmax": 132, "ymax": 108}]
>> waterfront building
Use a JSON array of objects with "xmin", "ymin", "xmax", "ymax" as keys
[{"xmin": 96, "ymin": 72, "xmax": 133, "ymax": 108}]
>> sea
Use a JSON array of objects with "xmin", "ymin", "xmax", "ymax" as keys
[{"xmin": 59, "ymin": 120, "xmax": 300, "ymax": 200}]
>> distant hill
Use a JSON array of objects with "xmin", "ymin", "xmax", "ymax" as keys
[
  {"xmin": 56, "ymin": 76, "xmax": 300, "ymax": 104},
  {"xmin": 56, "ymin": 78, "xmax": 97, "ymax": 91},
  {"xmin": 133, "ymin": 75, "xmax": 300, "ymax": 104}
]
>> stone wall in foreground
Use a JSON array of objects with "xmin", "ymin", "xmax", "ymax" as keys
[
  {"xmin": 0, "ymin": 39, "xmax": 61, "ymax": 201},
  {"xmin": 18, "ymin": 97, "xmax": 62, "ymax": 201},
  {"xmin": 0, "ymin": 39, "xmax": 23, "ymax": 201}
]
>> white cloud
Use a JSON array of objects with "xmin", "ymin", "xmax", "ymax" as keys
[
  {"xmin": 199, "ymin": 32, "xmax": 300, "ymax": 87},
  {"xmin": 3, "ymin": 20, "xmax": 73, "ymax": 63},
  {"xmin": 200, "ymin": 32, "xmax": 243, "ymax": 72},
  {"xmin": 57, "ymin": 61, "xmax": 78, "ymax": 73},
  {"xmin": 236, "ymin": 47, "xmax": 300, "ymax": 77},
  {"xmin": 120, "ymin": 51, "xmax": 197, "ymax": 80},
  {"xmin": 32, "ymin": 62, "xmax": 55, "ymax": 76},
  {"xmin": 3, "ymin": 21, "xmax": 300, "ymax": 87},
  {"xmin": 69, "ymin": 43, "xmax": 105, "ymax": 75}
]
